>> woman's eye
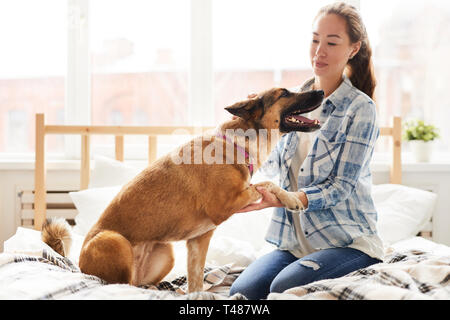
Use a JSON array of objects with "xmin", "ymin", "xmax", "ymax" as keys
[{"xmin": 312, "ymin": 39, "xmax": 319, "ymax": 44}]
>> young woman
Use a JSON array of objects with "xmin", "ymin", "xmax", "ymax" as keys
[{"xmin": 229, "ymin": 2, "xmax": 382, "ymax": 300}]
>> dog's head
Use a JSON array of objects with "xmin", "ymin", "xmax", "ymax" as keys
[{"xmin": 225, "ymin": 88, "xmax": 324, "ymax": 134}]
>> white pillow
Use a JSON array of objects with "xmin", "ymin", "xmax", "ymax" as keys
[
  {"xmin": 372, "ymin": 184, "xmax": 437, "ymax": 245},
  {"xmin": 89, "ymin": 155, "xmax": 142, "ymax": 189},
  {"xmin": 70, "ymin": 185, "xmax": 122, "ymax": 236}
]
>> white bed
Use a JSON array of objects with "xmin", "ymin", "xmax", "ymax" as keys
[{"xmin": 1, "ymin": 114, "xmax": 449, "ymax": 300}]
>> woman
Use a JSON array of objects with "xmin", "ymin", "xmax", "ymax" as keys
[{"xmin": 229, "ymin": 2, "xmax": 383, "ymax": 300}]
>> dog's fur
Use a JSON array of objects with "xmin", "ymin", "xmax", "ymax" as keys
[
  {"xmin": 41, "ymin": 218, "xmax": 72, "ymax": 257},
  {"xmin": 42, "ymin": 88, "xmax": 324, "ymax": 293}
]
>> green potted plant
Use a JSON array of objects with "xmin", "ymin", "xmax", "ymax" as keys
[{"xmin": 403, "ymin": 119, "xmax": 440, "ymax": 162}]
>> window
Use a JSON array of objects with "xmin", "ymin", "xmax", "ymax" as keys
[
  {"xmin": 88, "ymin": 0, "xmax": 190, "ymax": 158},
  {"xmin": 6, "ymin": 110, "xmax": 27, "ymax": 153},
  {"xmin": 361, "ymin": 0, "xmax": 450, "ymax": 153},
  {"xmin": 2, "ymin": 0, "xmax": 449, "ymax": 160},
  {"xmin": 0, "ymin": 0, "xmax": 67, "ymax": 155},
  {"xmin": 90, "ymin": 0, "xmax": 190, "ymax": 127}
]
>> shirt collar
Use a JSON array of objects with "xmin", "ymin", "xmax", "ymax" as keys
[
  {"xmin": 325, "ymin": 74, "xmax": 354, "ymax": 112},
  {"xmin": 300, "ymin": 74, "xmax": 355, "ymax": 113}
]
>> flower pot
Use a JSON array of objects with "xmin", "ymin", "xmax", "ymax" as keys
[{"xmin": 409, "ymin": 140, "xmax": 433, "ymax": 162}]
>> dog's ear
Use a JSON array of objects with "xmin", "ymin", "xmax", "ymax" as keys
[{"xmin": 225, "ymin": 98, "xmax": 261, "ymax": 120}]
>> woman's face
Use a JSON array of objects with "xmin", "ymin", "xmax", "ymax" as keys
[{"xmin": 310, "ymin": 13, "xmax": 360, "ymax": 79}]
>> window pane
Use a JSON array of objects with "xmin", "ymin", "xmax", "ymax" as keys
[
  {"xmin": 90, "ymin": 0, "xmax": 190, "ymax": 127},
  {"xmin": 361, "ymin": 0, "xmax": 450, "ymax": 153},
  {"xmin": 213, "ymin": 0, "xmax": 330, "ymax": 123},
  {"xmin": 89, "ymin": 0, "xmax": 190, "ymax": 159},
  {"xmin": 0, "ymin": 0, "xmax": 66, "ymax": 154}
]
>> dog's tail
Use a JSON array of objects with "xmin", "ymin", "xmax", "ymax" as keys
[{"xmin": 41, "ymin": 218, "xmax": 73, "ymax": 257}]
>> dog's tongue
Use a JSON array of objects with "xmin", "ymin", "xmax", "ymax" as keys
[{"xmin": 292, "ymin": 115, "xmax": 316, "ymax": 124}]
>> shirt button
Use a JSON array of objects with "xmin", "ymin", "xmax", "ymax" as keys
[
  {"xmin": 300, "ymin": 168, "xmax": 304, "ymax": 172},
  {"xmin": 322, "ymin": 110, "xmax": 327, "ymax": 114},
  {"xmin": 305, "ymin": 231, "xmax": 309, "ymax": 235}
]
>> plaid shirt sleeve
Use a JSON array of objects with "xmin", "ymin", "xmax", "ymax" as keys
[
  {"xmin": 258, "ymin": 137, "xmax": 283, "ymax": 179},
  {"xmin": 300, "ymin": 98, "xmax": 379, "ymax": 212}
]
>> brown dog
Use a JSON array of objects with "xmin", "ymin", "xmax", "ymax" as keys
[{"xmin": 42, "ymin": 88, "xmax": 324, "ymax": 293}]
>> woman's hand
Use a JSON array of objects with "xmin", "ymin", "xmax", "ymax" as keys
[{"xmin": 235, "ymin": 187, "xmax": 284, "ymax": 213}]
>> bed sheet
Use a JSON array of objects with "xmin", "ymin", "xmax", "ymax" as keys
[
  {"xmin": 2, "ymin": 227, "xmax": 450, "ymax": 300},
  {"xmin": 0, "ymin": 249, "xmax": 247, "ymax": 300}
]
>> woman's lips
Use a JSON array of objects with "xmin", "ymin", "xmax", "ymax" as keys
[{"xmin": 315, "ymin": 61, "xmax": 328, "ymax": 68}]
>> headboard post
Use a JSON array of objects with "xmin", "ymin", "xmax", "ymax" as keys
[
  {"xmin": 115, "ymin": 135, "xmax": 124, "ymax": 162},
  {"xmin": 80, "ymin": 134, "xmax": 91, "ymax": 190},
  {"xmin": 34, "ymin": 113, "xmax": 46, "ymax": 230},
  {"xmin": 148, "ymin": 136, "xmax": 157, "ymax": 164},
  {"xmin": 391, "ymin": 116, "xmax": 402, "ymax": 184}
]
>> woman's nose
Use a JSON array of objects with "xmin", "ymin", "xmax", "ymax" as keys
[{"xmin": 315, "ymin": 43, "xmax": 326, "ymax": 57}]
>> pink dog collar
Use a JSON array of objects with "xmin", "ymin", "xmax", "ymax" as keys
[{"xmin": 217, "ymin": 133, "xmax": 254, "ymax": 176}]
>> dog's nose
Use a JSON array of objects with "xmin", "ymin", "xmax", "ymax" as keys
[{"xmin": 315, "ymin": 90, "xmax": 325, "ymax": 97}]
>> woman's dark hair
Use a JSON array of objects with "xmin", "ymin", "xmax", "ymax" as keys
[{"xmin": 315, "ymin": 2, "xmax": 376, "ymax": 99}]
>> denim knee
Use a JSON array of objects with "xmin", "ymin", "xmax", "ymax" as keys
[
  {"xmin": 229, "ymin": 250, "xmax": 298, "ymax": 299},
  {"xmin": 269, "ymin": 275, "xmax": 296, "ymax": 294},
  {"xmin": 229, "ymin": 279, "xmax": 259, "ymax": 300},
  {"xmin": 269, "ymin": 260, "xmax": 321, "ymax": 293},
  {"xmin": 229, "ymin": 281, "xmax": 241, "ymax": 297},
  {"xmin": 229, "ymin": 274, "xmax": 272, "ymax": 300}
]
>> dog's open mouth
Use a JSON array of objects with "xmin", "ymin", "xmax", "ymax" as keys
[
  {"xmin": 285, "ymin": 112, "xmax": 320, "ymax": 130},
  {"xmin": 280, "ymin": 90, "xmax": 324, "ymax": 133}
]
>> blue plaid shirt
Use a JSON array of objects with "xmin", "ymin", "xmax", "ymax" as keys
[{"xmin": 261, "ymin": 76, "xmax": 380, "ymax": 251}]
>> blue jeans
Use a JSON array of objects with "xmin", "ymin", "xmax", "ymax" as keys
[{"xmin": 229, "ymin": 247, "xmax": 381, "ymax": 300}]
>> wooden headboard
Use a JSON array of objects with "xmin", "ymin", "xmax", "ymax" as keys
[{"xmin": 33, "ymin": 113, "xmax": 402, "ymax": 231}]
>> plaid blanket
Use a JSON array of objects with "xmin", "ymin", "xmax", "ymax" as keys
[
  {"xmin": 0, "ymin": 249, "xmax": 245, "ymax": 300},
  {"xmin": 268, "ymin": 249, "xmax": 450, "ymax": 300},
  {"xmin": 2, "ymin": 243, "xmax": 449, "ymax": 300}
]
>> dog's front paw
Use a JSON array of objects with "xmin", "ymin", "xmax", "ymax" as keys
[
  {"xmin": 254, "ymin": 181, "xmax": 304, "ymax": 212},
  {"xmin": 279, "ymin": 192, "xmax": 304, "ymax": 212}
]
